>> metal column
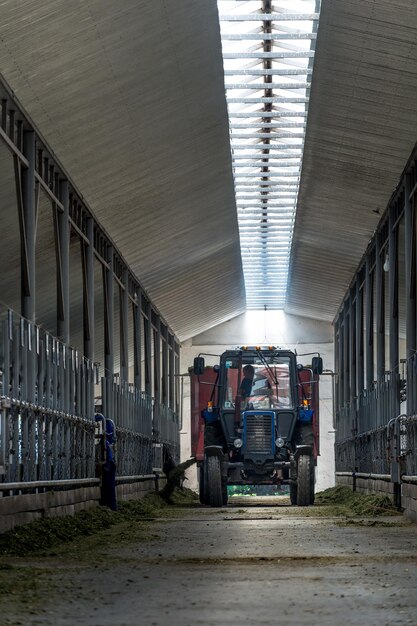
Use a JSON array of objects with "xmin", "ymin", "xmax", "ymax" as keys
[
  {"xmin": 154, "ymin": 315, "xmax": 161, "ymax": 406},
  {"xmin": 57, "ymin": 180, "xmax": 70, "ymax": 344},
  {"xmin": 365, "ymin": 255, "xmax": 374, "ymax": 390},
  {"xmin": 21, "ymin": 131, "xmax": 36, "ymax": 321},
  {"xmin": 144, "ymin": 300, "xmax": 152, "ymax": 398},
  {"xmin": 349, "ymin": 286, "xmax": 356, "ymax": 404},
  {"xmin": 161, "ymin": 326, "xmax": 168, "ymax": 407},
  {"xmin": 376, "ymin": 232, "xmax": 385, "ymax": 381},
  {"xmin": 133, "ymin": 288, "xmax": 142, "ymax": 391},
  {"xmin": 104, "ymin": 245, "xmax": 114, "ymax": 420},
  {"xmin": 405, "ymin": 173, "xmax": 416, "ymax": 360},
  {"xmin": 343, "ymin": 301, "xmax": 350, "ymax": 405},
  {"xmin": 356, "ymin": 278, "xmax": 364, "ymax": 394},
  {"xmin": 389, "ymin": 204, "xmax": 399, "ymax": 418},
  {"xmin": 120, "ymin": 268, "xmax": 129, "ymax": 383},
  {"xmin": 83, "ymin": 217, "xmax": 95, "ymax": 361}
]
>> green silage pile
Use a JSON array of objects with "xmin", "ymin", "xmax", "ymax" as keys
[
  {"xmin": 315, "ymin": 486, "xmax": 397, "ymax": 516},
  {"xmin": 0, "ymin": 488, "xmax": 195, "ymax": 557}
]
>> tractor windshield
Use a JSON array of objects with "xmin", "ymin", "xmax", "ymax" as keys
[{"xmin": 222, "ymin": 355, "xmax": 294, "ymax": 410}]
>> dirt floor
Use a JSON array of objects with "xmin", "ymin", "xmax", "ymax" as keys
[{"xmin": 1, "ymin": 495, "xmax": 417, "ymax": 626}]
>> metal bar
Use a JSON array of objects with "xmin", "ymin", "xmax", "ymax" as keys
[
  {"xmin": 226, "ymin": 83, "xmax": 308, "ymax": 90},
  {"xmin": 120, "ymin": 267, "xmax": 129, "ymax": 383},
  {"xmin": 144, "ymin": 301, "xmax": 152, "ymax": 398},
  {"xmin": 104, "ymin": 245, "xmax": 114, "ymax": 381},
  {"xmin": 57, "ymin": 180, "xmax": 70, "ymax": 344},
  {"xmin": 365, "ymin": 255, "xmax": 374, "ymax": 390},
  {"xmin": 84, "ymin": 217, "xmax": 95, "ymax": 360},
  {"xmin": 231, "ymin": 133, "xmax": 304, "ymax": 139},
  {"xmin": 401, "ymin": 476, "xmax": 417, "ymax": 484},
  {"xmin": 222, "ymin": 33, "xmax": 317, "ymax": 40},
  {"xmin": 133, "ymin": 288, "xmax": 142, "ymax": 391},
  {"xmin": 335, "ymin": 472, "xmax": 391, "ymax": 481},
  {"xmin": 349, "ymin": 287, "xmax": 356, "ymax": 404},
  {"xmin": 224, "ymin": 69, "xmax": 312, "ymax": 75},
  {"xmin": 389, "ymin": 204, "xmax": 399, "ymax": 418},
  {"xmin": 223, "ymin": 52, "xmax": 314, "ymax": 59},
  {"xmin": 34, "ymin": 171, "xmax": 64, "ymax": 211},
  {"xmin": 227, "ymin": 97, "xmax": 308, "ymax": 103},
  {"xmin": 376, "ymin": 233, "xmax": 385, "ymax": 380},
  {"xmin": 356, "ymin": 279, "xmax": 364, "ymax": 394},
  {"xmin": 21, "ymin": 132, "xmax": 36, "ymax": 321},
  {"xmin": 219, "ymin": 13, "xmax": 320, "ymax": 21},
  {"xmin": 0, "ymin": 477, "xmax": 100, "ymax": 491},
  {"xmin": 405, "ymin": 173, "xmax": 416, "ymax": 360}
]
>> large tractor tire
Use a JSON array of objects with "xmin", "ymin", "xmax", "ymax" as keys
[
  {"xmin": 207, "ymin": 455, "xmax": 223, "ymax": 507},
  {"xmin": 222, "ymin": 479, "xmax": 229, "ymax": 506},
  {"xmin": 310, "ymin": 462, "xmax": 316, "ymax": 505},
  {"xmin": 289, "ymin": 481, "xmax": 297, "ymax": 505},
  {"xmin": 296, "ymin": 454, "xmax": 313, "ymax": 506},
  {"xmin": 199, "ymin": 463, "xmax": 209, "ymax": 505}
]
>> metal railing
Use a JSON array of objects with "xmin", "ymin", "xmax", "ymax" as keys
[
  {"xmin": 0, "ymin": 311, "xmax": 96, "ymax": 483},
  {"xmin": 0, "ymin": 309, "xmax": 181, "ymax": 486},
  {"xmin": 102, "ymin": 379, "xmax": 153, "ymax": 438}
]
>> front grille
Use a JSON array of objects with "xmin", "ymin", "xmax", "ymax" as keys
[{"xmin": 244, "ymin": 413, "xmax": 273, "ymax": 454}]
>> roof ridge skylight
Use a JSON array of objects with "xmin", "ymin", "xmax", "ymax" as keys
[{"xmin": 218, "ymin": 0, "xmax": 321, "ymax": 309}]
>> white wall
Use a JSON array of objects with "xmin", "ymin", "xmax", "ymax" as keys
[{"xmin": 179, "ymin": 310, "xmax": 335, "ymax": 493}]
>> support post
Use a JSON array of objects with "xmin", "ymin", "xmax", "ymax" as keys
[
  {"xmin": 103, "ymin": 245, "xmax": 114, "ymax": 419},
  {"xmin": 83, "ymin": 217, "xmax": 95, "ymax": 361},
  {"xmin": 356, "ymin": 278, "xmax": 364, "ymax": 395},
  {"xmin": 21, "ymin": 131, "xmax": 36, "ymax": 321},
  {"xmin": 154, "ymin": 315, "xmax": 161, "ymax": 407},
  {"xmin": 376, "ymin": 232, "xmax": 385, "ymax": 381},
  {"xmin": 144, "ymin": 300, "xmax": 152, "ymax": 398},
  {"xmin": 168, "ymin": 334, "xmax": 175, "ymax": 410},
  {"xmin": 405, "ymin": 173, "xmax": 416, "ymax": 357},
  {"xmin": 349, "ymin": 286, "xmax": 356, "ymax": 404},
  {"xmin": 133, "ymin": 288, "xmax": 142, "ymax": 391},
  {"xmin": 120, "ymin": 267, "xmax": 129, "ymax": 383},
  {"xmin": 389, "ymin": 204, "xmax": 399, "ymax": 418},
  {"xmin": 161, "ymin": 326, "xmax": 168, "ymax": 407},
  {"xmin": 57, "ymin": 181, "xmax": 70, "ymax": 344},
  {"xmin": 365, "ymin": 255, "xmax": 374, "ymax": 390}
]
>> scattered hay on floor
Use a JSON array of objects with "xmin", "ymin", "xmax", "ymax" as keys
[
  {"xmin": 0, "ymin": 492, "xmax": 170, "ymax": 557},
  {"xmin": 315, "ymin": 486, "xmax": 397, "ymax": 516}
]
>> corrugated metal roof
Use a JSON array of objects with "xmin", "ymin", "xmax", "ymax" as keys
[
  {"xmin": 0, "ymin": 0, "xmax": 246, "ymax": 341},
  {"xmin": 287, "ymin": 0, "xmax": 417, "ymax": 321}
]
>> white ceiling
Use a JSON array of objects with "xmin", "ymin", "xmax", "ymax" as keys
[
  {"xmin": 287, "ymin": 0, "xmax": 417, "ymax": 321},
  {"xmin": 1, "ymin": 0, "xmax": 417, "ymax": 340},
  {"xmin": 0, "ymin": 0, "xmax": 246, "ymax": 341}
]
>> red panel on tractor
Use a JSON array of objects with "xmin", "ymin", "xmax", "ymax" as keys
[{"xmin": 190, "ymin": 367, "xmax": 218, "ymax": 461}]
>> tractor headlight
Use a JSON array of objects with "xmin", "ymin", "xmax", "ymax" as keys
[
  {"xmin": 275, "ymin": 437, "xmax": 285, "ymax": 448},
  {"xmin": 234, "ymin": 438, "xmax": 243, "ymax": 449}
]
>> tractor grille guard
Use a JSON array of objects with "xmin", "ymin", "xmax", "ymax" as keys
[{"xmin": 243, "ymin": 411, "xmax": 275, "ymax": 455}]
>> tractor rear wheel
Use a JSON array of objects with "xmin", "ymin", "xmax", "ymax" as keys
[
  {"xmin": 290, "ymin": 481, "xmax": 297, "ymax": 505},
  {"xmin": 222, "ymin": 478, "xmax": 228, "ymax": 505},
  {"xmin": 207, "ymin": 455, "xmax": 223, "ymax": 507},
  {"xmin": 310, "ymin": 462, "xmax": 316, "ymax": 505},
  {"xmin": 296, "ymin": 454, "xmax": 312, "ymax": 506}
]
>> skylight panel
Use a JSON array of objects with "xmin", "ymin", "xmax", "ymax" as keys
[{"xmin": 218, "ymin": 0, "xmax": 320, "ymax": 309}]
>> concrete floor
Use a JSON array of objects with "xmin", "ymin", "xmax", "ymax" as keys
[{"xmin": 2, "ymin": 497, "xmax": 417, "ymax": 626}]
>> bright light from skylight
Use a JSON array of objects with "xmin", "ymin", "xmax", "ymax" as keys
[{"xmin": 217, "ymin": 0, "xmax": 320, "ymax": 309}]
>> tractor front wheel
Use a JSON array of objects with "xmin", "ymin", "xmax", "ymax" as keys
[
  {"xmin": 207, "ymin": 455, "xmax": 223, "ymax": 507},
  {"xmin": 296, "ymin": 454, "xmax": 314, "ymax": 506}
]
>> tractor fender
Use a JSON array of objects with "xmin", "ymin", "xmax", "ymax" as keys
[
  {"xmin": 205, "ymin": 445, "xmax": 228, "ymax": 478},
  {"xmin": 294, "ymin": 445, "xmax": 313, "ymax": 461},
  {"xmin": 204, "ymin": 445, "xmax": 224, "ymax": 459}
]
